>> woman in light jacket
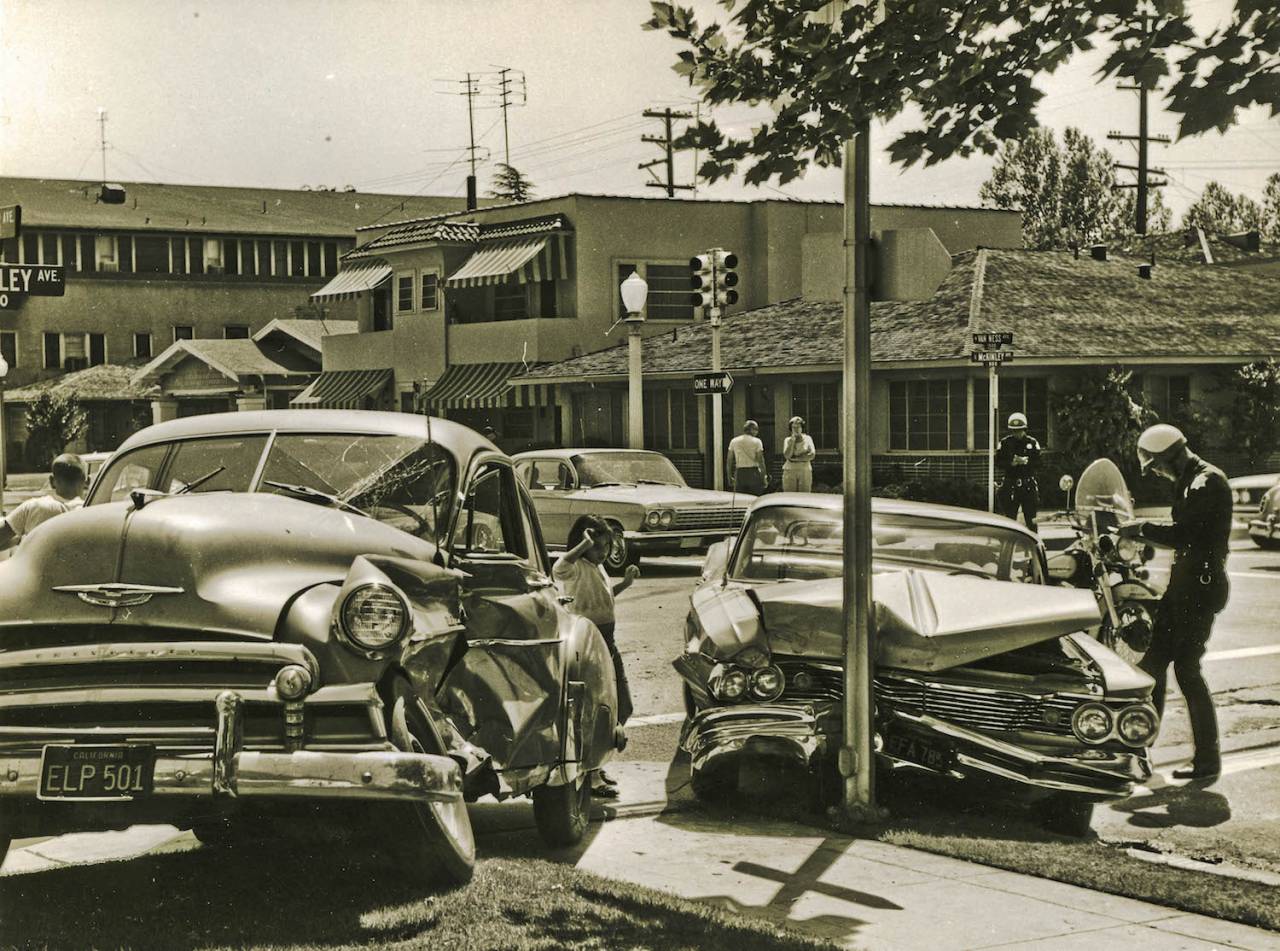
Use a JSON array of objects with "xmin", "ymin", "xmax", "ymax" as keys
[{"xmin": 781, "ymin": 415, "xmax": 816, "ymax": 492}]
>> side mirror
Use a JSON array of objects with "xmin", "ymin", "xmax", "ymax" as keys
[
  {"xmin": 701, "ymin": 539, "xmax": 732, "ymax": 584},
  {"xmin": 1058, "ymin": 475, "xmax": 1074, "ymax": 492}
]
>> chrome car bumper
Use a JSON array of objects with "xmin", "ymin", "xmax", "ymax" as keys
[
  {"xmin": 624, "ymin": 528, "xmax": 737, "ymax": 552},
  {"xmin": 1248, "ymin": 515, "xmax": 1278, "ymax": 541},
  {"xmin": 0, "ymin": 690, "xmax": 463, "ymax": 805},
  {"xmin": 681, "ymin": 700, "xmax": 1148, "ymax": 799}
]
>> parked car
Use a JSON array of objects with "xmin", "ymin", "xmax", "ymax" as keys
[
  {"xmin": 513, "ymin": 448, "xmax": 753, "ymax": 572},
  {"xmin": 678, "ymin": 493, "xmax": 1159, "ymax": 836},
  {"xmin": 1228, "ymin": 472, "xmax": 1279, "ymax": 517},
  {"xmin": 0, "ymin": 410, "xmax": 625, "ymax": 883},
  {"xmin": 79, "ymin": 450, "xmax": 113, "ymax": 487},
  {"xmin": 1246, "ymin": 478, "xmax": 1280, "ymax": 550}
]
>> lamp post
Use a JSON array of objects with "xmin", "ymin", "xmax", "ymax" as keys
[
  {"xmin": 620, "ymin": 272, "xmax": 648, "ymax": 449},
  {"xmin": 0, "ymin": 353, "xmax": 8, "ymax": 515}
]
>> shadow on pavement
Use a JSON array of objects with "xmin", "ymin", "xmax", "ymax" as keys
[{"xmin": 1112, "ymin": 778, "xmax": 1233, "ymax": 829}]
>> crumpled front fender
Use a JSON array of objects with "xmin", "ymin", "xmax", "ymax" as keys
[{"xmin": 680, "ymin": 701, "xmax": 839, "ymax": 777}]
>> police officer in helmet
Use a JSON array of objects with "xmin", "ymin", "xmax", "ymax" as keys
[
  {"xmin": 1119, "ymin": 423, "xmax": 1231, "ymax": 780},
  {"xmin": 995, "ymin": 412, "xmax": 1042, "ymax": 531}
]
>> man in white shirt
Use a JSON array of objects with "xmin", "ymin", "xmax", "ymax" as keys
[
  {"xmin": 727, "ymin": 419, "xmax": 769, "ymax": 495},
  {"xmin": 0, "ymin": 453, "xmax": 86, "ymax": 547}
]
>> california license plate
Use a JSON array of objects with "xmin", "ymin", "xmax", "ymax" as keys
[
  {"xmin": 884, "ymin": 731, "xmax": 954, "ymax": 773},
  {"xmin": 680, "ymin": 536, "xmax": 702, "ymax": 549},
  {"xmin": 37, "ymin": 744, "xmax": 156, "ymax": 801}
]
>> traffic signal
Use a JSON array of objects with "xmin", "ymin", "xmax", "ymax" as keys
[
  {"xmin": 689, "ymin": 249, "xmax": 740, "ymax": 310},
  {"xmin": 713, "ymin": 249, "xmax": 739, "ymax": 307},
  {"xmin": 690, "ymin": 254, "xmax": 714, "ymax": 308}
]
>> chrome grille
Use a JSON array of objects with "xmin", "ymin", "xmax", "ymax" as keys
[{"xmin": 671, "ymin": 507, "xmax": 747, "ymax": 532}]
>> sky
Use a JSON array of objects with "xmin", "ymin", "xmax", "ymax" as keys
[{"xmin": 0, "ymin": 0, "xmax": 1276, "ymax": 223}]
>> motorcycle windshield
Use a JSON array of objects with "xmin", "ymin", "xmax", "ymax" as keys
[{"xmin": 1075, "ymin": 458, "xmax": 1134, "ymax": 522}]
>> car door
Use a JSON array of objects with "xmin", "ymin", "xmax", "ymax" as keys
[{"xmin": 516, "ymin": 456, "xmax": 575, "ymax": 548}]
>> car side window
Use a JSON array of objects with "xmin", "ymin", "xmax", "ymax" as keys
[
  {"xmin": 521, "ymin": 458, "xmax": 571, "ymax": 491},
  {"xmin": 87, "ymin": 444, "xmax": 171, "ymax": 505},
  {"xmin": 455, "ymin": 464, "xmax": 528, "ymax": 561}
]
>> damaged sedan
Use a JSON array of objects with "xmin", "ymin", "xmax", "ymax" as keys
[
  {"xmin": 0, "ymin": 411, "xmax": 625, "ymax": 883},
  {"xmin": 678, "ymin": 493, "xmax": 1159, "ymax": 835}
]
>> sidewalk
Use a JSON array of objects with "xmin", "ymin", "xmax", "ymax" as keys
[{"xmin": 9, "ymin": 761, "xmax": 1275, "ymax": 950}]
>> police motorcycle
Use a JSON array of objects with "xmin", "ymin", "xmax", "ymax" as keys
[{"xmin": 1047, "ymin": 458, "xmax": 1163, "ymax": 666}]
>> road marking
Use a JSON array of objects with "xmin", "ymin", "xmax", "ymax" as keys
[
  {"xmin": 1146, "ymin": 566, "xmax": 1277, "ymax": 581},
  {"xmin": 1219, "ymin": 745, "xmax": 1280, "ymax": 776},
  {"xmin": 1204, "ymin": 644, "xmax": 1280, "ymax": 663},
  {"xmin": 628, "ymin": 711, "xmax": 686, "ymax": 726}
]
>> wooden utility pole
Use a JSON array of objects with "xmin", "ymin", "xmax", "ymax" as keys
[
  {"xmin": 639, "ymin": 108, "xmax": 695, "ymax": 197},
  {"xmin": 1109, "ymin": 19, "xmax": 1169, "ymax": 234}
]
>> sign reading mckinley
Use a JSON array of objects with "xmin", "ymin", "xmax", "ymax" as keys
[
  {"xmin": 693, "ymin": 371, "xmax": 734, "ymax": 395},
  {"xmin": 0, "ymin": 264, "xmax": 66, "ymax": 299},
  {"xmin": 971, "ymin": 349, "xmax": 1014, "ymax": 364}
]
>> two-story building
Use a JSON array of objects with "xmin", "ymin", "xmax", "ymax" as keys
[{"xmin": 309, "ymin": 193, "xmax": 1023, "ymax": 459}]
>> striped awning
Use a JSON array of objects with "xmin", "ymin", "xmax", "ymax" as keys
[
  {"xmin": 423, "ymin": 363, "xmax": 553, "ymax": 409},
  {"xmin": 445, "ymin": 234, "xmax": 567, "ymax": 288},
  {"xmin": 310, "ymin": 260, "xmax": 392, "ymax": 300},
  {"xmin": 291, "ymin": 368, "xmax": 392, "ymax": 409}
]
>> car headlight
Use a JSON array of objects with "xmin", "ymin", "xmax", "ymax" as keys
[
  {"xmin": 708, "ymin": 664, "xmax": 749, "ymax": 702},
  {"xmin": 273, "ymin": 664, "xmax": 313, "ymax": 701},
  {"xmin": 645, "ymin": 510, "xmax": 662, "ymax": 529},
  {"xmin": 1071, "ymin": 702, "xmax": 1114, "ymax": 744},
  {"xmin": 658, "ymin": 509, "xmax": 675, "ymax": 528},
  {"xmin": 340, "ymin": 583, "xmax": 410, "ymax": 651},
  {"xmin": 750, "ymin": 665, "xmax": 786, "ymax": 701},
  {"xmin": 1117, "ymin": 705, "xmax": 1158, "ymax": 747}
]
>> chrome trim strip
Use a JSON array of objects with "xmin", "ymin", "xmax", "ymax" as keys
[
  {"xmin": 0, "ymin": 641, "xmax": 319, "ymax": 677},
  {"xmin": 0, "ymin": 687, "xmax": 277, "ymax": 709},
  {"xmin": 952, "ymin": 753, "xmax": 1122, "ymax": 796}
]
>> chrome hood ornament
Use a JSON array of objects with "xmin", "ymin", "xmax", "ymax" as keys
[{"xmin": 52, "ymin": 582, "xmax": 186, "ymax": 608}]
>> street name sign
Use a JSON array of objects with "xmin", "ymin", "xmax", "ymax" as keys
[
  {"xmin": 0, "ymin": 264, "xmax": 66, "ymax": 299},
  {"xmin": 970, "ymin": 349, "xmax": 1014, "ymax": 365},
  {"xmin": 0, "ymin": 205, "xmax": 19, "ymax": 241},
  {"xmin": 693, "ymin": 371, "xmax": 734, "ymax": 395},
  {"xmin": 971, "ymin": 331, "xmax": 1013, "ymax": 347}
]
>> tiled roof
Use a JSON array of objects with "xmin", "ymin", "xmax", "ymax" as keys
[
  {"xmin": 0, "ymin": 177, "xmax": 470, "ymax": 237},
  {"xmin": 517, "ymin": 248, "xmax": 1280, "ymax": 381},
  {"xmin": 1118, "ymin": 229, "xmax": 1280, "ymax": 267},
  {"xmin": 349, "ymin": 213, "xmax": 571, "ymax": 258},
  {"xmin": 133, "ymin": 339, "xmax": 314, "ymax": 386},
  {"xmin": 252, "ymin": 318, "xmax": 357, "ymax": 353},
  {"xmin": 4, "ymin": 363, "xmax": 158, "ymax": 403}
]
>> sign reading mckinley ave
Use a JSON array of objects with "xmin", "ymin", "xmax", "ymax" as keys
[{"xmin": 0, "ymin": 263, "xmax": 66, "ymax": 309}]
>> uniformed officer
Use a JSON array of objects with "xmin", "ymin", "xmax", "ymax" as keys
[
  {"xmin": 1120, "ymin": 423, "xmax": 1232, "ymax": 780},
  {"xmin": 995, "ymin": 412, "xmax": 1042, "ymax": 531}
]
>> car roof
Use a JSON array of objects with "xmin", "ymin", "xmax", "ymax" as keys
[
  {"xmin": 1228, "ymin": 473, "xmax": 1280, "ymax": 489},
  {"xmin": 512, "ymin": 447, "xmax": 666, "ymax": 461},
  {"xmin": 750, "ymin": 491, "xmax": 1041, "ymax": 541},
  {"xmin": 113, "ymin": 409, "xmax": 495, "ymax": 458}
]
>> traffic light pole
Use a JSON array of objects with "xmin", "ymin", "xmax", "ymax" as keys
[
  {"xmin": 711, "ymin": 305, "xmax": 724, "ymax": 491},
  {"xmin": 987, "ymin": 363, "xmax": 998, "ymax": 513}
]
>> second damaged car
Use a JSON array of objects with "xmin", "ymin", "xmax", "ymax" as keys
[{"xmin": 678, "ymin": 494, "xmax": 1159, "ymax": 835}]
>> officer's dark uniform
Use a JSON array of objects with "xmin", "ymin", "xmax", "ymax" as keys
[
  {"xmin": 995, "ymin": 431, "xmax": 1042, "ymax": 530},
  {"xmin": 1138, "ymin": 452, "xmax": 1232, "ymax": 773}
]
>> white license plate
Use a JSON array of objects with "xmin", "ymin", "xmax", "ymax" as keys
[{"xmin": 680, "ymin": 536, "xmax": 702, "ymax": 549}]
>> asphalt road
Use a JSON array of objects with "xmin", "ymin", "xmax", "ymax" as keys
[{"xmin": 614, "ymin": 541, "xmax": 1280, "ymax": 878}]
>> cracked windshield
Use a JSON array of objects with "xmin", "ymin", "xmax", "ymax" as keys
[{"xmin": 572, "ymin": 451, "xmax": 685, "ymax": 487}]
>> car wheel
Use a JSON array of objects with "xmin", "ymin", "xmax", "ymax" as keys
[
  {"xmin": 1250, "ymin": 533, "xmax": 1280, "ymax": 550},
  {"xmin": 532, "ymin": 771, "xmax": 592, "ymax": 847},
  {"xmin": 602, "ymin": 525, "xmax": 639, "ymax": 576},
  {"xmin": 1033, "ymin": 794, "xmax": 1094, "ymax": 838},
  {"xmin": 0, "ymin": 833, "xmax": 9, "ymax": 870},
  {"xmin": 191, "ymin": 818, "xmax": 241, "ymax": 849},
  {"xmin": 690, "ymin": 763, "xmax": 737, "ymax": 803},
  {"xmin": 386, "ymin": 679, "xmax": 476, "ymax": 885}
]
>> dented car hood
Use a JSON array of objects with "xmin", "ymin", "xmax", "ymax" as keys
[{"xmin": 691, "ymin": 569, "xmax": 1103, "ymax": 673}]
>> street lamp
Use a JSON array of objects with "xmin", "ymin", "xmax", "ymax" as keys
[{"xmin": 620, "ymin": 271, "xmax": 648, "ymax": 450}]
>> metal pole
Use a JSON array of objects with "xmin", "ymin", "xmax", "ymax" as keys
[
  {"xmin": 627, "ymin": 323, "xmax": 644, "ymax": 449},
  {"xmin": 711, "ymin": 310, "xmax": 724, "ymax": 490},
  {"xmin": 0, "ymin": 378, "xmax": 7, "ymax": 515},
  {"xmin": 840, "ymin": 124, "xmax": 875, "ymax": 818},
  {"xmin": 988, "ymin": 363, "xmax": 996, "ymax": 512}
]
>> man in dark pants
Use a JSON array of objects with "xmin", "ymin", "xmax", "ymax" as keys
[
  {"xmin": 995, "ymin": 412, "xmax": 1042, "ymax": 531},
  {"xmin": 1120, "ymin": 423, "xmax": 1232, "ymax": 781}
]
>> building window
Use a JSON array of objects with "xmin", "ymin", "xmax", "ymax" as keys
[
  {"xmin": 170, "ymin": 237, "xmax": 187, "ymax": 274},
  {"xmin": 305, "ymin": 241, "xmax": 321, "ymax": 276},
  {"xmin": 173, "ymin": 325, "xmax": 194, "ymax": 341},
  {"xmin": 421, "ymin": 272, "xmax": 440, "ymax": 311},
  {"xmin": 134, "ymin": 236, "xmax": 170, "ymax": 274},
  {"xmin": 223, "ymin": 325, "xmax": 250, "ymax": 339},
  {"xmin": 617, "ymin": 262, "xmax": 695, "ymax": 321},
  {"xmin": 537, "ymin": 279, "xmax": 557, "ymax": 317},
  {"xmin": 188, "ymin": 237, "xmax": 204, "ymax": 275},
  {"xmin": 134, "ymin": 332, "xmax": 153, "ymax": 359},
  {"xmin": 118, "ymin": 236, "xmax": 133, "ymax": 272},
  {"xmin": 42, "ymin": 233, "xmax": 59, "ymax": 265},
  {"xmin": 204, "ymin": 238, "xmax": 224, "ymax": 274},
  {"xmin": 62, "ymin": 333, "xmax": 88, "ymax": 371},
  {"xmin": 492, "ymin": 280, "xmax": 528, "ymax": 321},
  {"xmin": 61, "ymin": 234, "xmax": 79, "ymax": 271},
  {"xmin": 973, "ymin": 376, "xmax": 1049, "ymax": 449},
  {"xmin": 21, "ymin": 233, "xmax": 39, "ymax": 264},
  {"xmin": 1148, "ymin": 374, "xmax": 1191, "ymax": 421},
  {"xmin": 290, "ymin": 241, "xmax": 305, "ymax": 277},
  {"xmin": 397, "ymin": 275, "xmax": 414, "ymax": 312},
  {"xmin": 792, "ymin": 381, "xmax": 840, "ymax": 451},
  {"xmin": 88, "ymin": 333, "xmax": 106, "ymax": 366},
  {"xmin": 323, "ymin": 242, "xmax": 339, "ymax": 276},
  {"xmin": 0, "ymin": 331, "xmax": 17, "ymax": 369},
  {"xmin": 643, "ymin": 388, "xmax": 699, "ymax": 451},
  {"xmin": 272, "ymin": 240, "xmax": 288, "ymax": 277},
  {"xmin": 79, "ymin": 235, "xmax": 97, "ymax": 274},
  {"xmin": 43, "ymin": 333, "xmax": 60, "ymax": 369},
  {"xmin": 223, "ymin": 239, "xmax": 242, "ymax": 276},
  {"xmin": 890, "ymin": 379, "xmax": 968, "ymax": 451},
  {"xmin": 95, "ymin": 234, "xmax": 118, "ymax": 271},
  {"xmin": 256, "ymin": 240, "xmax": 271, "ymax": 276}
]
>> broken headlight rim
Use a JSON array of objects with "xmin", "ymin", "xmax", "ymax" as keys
[
  {"xmin": 708, "ymin": 663, "xmax": 749, "ymax": 702},
  {"xmin": 340, "ymin": 583, "xmax": 410, "ymax": 652},
  {"xmin": 749, "ymin": 665, "xmax": 786, "ymax": 702},
  {"xmin": 1071, "ymin": 702, "xmax": 1114, "ymax": 745},
  {"xmin": 1116, "ymin": 704, "xmax": 1159, "ymax": 747}
]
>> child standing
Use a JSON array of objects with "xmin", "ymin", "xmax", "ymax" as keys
[{"xmin": 552, "ymin": 515, "xmax": 639, "ymax": 798}]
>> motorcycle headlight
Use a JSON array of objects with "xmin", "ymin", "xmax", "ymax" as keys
[
  {"xmin": 340, "ymin": 583, "xmax": 410, "ymax": 651},
  {"xmin": 750, "ymin": 665, "xmax": 786, "ymax": 701},
  {"xmin": 658, "ymin": 509, "xmax": 675, "ymax": 528},
  {"xmin": 1117, "ymin": 705, "xmax": 1159, "ymax": 747},
  {"xmin": 1116, "ymin": 537, "xmax": 1139, "ymax": 562},
  {"xmin": 1071, "ymin": 702, "xmax": 1114, "ymax": 744},
  {"xmin": 645, "ymin": 510, "xmax": 662, "ymax": 529},
  {"xmin": 708, "ymin": 664, "xmax": 749, "ymax": 702}
]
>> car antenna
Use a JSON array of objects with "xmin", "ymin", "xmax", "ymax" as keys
[{"xmin": 425, "ymin": 406, "xmax": 439, "ymax": 551}]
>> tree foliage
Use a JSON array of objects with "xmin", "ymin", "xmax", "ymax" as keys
[
  {"xmin": 1052, "ymin": 368, "xmax": 1154, "ymax": 485},
  {"xmin": 24, "ymin": 392, "xmax": 88, "ymax": 470},
  {"xmin": 487, "ymin": 164, "xmax": 536, "ymax": 202},
  {"xmin": 1182, "ymin": 180, "xmax": 1265, "ymax": 232},
  {"xmin": 645, "ymin": 1, "xmax": 1280, "ymax": 186},
  {"xmin": 1225, "ymin": 359, "xmax": 1280, "ymax": 468},
  {"xmin": 1263, "ymin": 173, "xmax": 1280, "ymax": 242},
  {"xmin": 980, "ymin": 127, "xmax": 1172, "ymax": 248}
]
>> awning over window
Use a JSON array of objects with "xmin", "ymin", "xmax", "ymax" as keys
[
  {"xmin": 445, "ymin": 236, "xmax": 563, "ymax": 288},
  {"xmin": 310, "ymin": 260, "xmax": 392, "ymax": 300},
  {"xmin": 291, "ymin": 368, "xmax": 391, "ymax": 409},
  {"xmin": 424, "ymin": 363, "xmax": 550, "ymax": 412}
]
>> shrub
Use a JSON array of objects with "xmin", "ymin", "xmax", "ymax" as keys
[{"xmin": 24, "ymin": 392, "xmax": 87, "ymax": 470}]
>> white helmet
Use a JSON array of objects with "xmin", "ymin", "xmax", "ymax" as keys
[
  {"xmin": 1007, "ymin": 412, "xmax": 1028, "ymax": 430},
  {"xmin": 1137, "ymin": 423, "xmax": 1186, "ymax": 474}
]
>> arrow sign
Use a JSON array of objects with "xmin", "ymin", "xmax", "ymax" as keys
[
  {"xmin": 971, "ymin": 349, "xmax": 1014, "ymax": 365},
  {"xmin": 972, "ymin": 331, "xmax": 1013, "ymax": 347},
  {"xmin": 693, "ymin": 371, "xmax": 734, "ymax": 395},
  {"xmin": 0, "ymin": 264, "xmax": 65, "ymax": 297}
]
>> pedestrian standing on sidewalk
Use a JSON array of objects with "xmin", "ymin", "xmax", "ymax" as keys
[
  {"xmin": 781, "ymin": 416, "xmax": 816, "ymax": 492},
  {"xmin": 552, "ymin": 515, "xmax": 639, "ymax": 798},
  {"xmin": 1120, "ymin": 423, "xmax": 1232, "ymax": 781},
  {"xmin": 995, "ymin": 412, "xmax": 1042, "ymax": 531},
  {"xmin": 0, "ymin": 453, "xmax": 87, "ymax": 548},
  {"xmin": 727, "ymin": 419, "xmax": 769, "ymax": 495}
]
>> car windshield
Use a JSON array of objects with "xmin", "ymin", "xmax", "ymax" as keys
[
  {"xmin": 572, "ymin": 451, "xmax": 686, "ymax": 487},
  {"xmin": 729, "ymin": 505, "xmax": 1044, "ymax": 584}
]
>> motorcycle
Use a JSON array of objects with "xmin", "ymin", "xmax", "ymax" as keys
[{"xmin": 1046, "ymin": 458, "xmax": 1163, "ymax": 667}]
